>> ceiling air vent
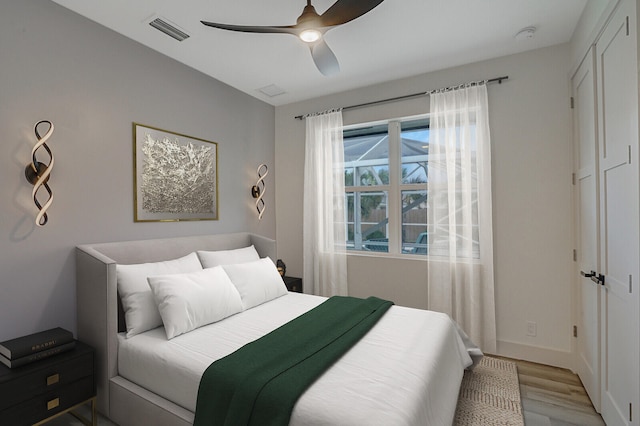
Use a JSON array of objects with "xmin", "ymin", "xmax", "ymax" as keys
[
  {"xmin": 149, "ymin": 17, "xmax": 190, "ymax": 42},
  {"xmin": 258, "ymin": 84, "xmax": 287, "ymax": 98}
]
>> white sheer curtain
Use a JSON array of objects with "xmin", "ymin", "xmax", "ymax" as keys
[
  {"xmin": 427, "ymin": 83, "xmax": 496, "ymax": 353},
  {"xmin": 303, "ymin": 110, "xmax": 348, "ymax": 296}
]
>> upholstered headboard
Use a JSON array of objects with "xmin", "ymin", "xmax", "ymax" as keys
[{"xmin": 75, "ymin": 232, "xmax": 276, "ymax": 417}]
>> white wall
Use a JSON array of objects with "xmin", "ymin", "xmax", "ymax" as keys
[
  {"xmin": 0, "ymin": 0, "xmax": 275, "ymax": 342},
  {"xmin": 569, "ymin": 0, "xmax": 619, "ymax": 69},
  {"xmin": 275, "ymin": 44, "xmax": 574, "ymax": 367}
]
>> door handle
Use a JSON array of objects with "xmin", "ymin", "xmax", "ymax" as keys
[
  {"xmin": 580, "ymin": 270, "xmax": 596, "ymax": 278},
  {"xmin": 580, "ymin": 270, "xmax": 605, "ymax": 285},
  {"xmin": 591, "ymin": 273, "xmax": 605, "ymax": 286}
]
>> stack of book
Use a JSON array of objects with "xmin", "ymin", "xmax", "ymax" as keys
[{"xmin": 0, "ymin": 327, "xmax": 75, "ymax": 368}]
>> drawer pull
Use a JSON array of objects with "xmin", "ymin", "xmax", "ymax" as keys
[
  {"xmin": 47, "ymin": 373, "xmax": 60, "ymax": 386},
  {"xmin": 47, "ymin": 398, "xmax": 60, "ymax": 410}
]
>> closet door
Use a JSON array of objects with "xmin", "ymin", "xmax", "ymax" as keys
[
  {"xmin": 596, "ymin": 1, "xmax": 640, "ymax": 424},
  {"xmin": 572, "ymin": 46, "xmax": 601, "ymax": 411}
]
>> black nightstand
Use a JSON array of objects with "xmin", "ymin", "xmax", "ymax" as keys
[
  {"xmin": 283, "ymin": 276, "xmax": 303, "ymax": 293},
  {"xmin": 0, "ymin": 340, "xmax": 96, "ymax": 426}
]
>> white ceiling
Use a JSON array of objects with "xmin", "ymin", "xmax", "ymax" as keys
[{"xmin": 51, "ymin": 0, "xmax": 588, "ymax": 107}]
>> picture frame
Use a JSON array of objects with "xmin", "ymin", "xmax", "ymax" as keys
[{"xmin": 133, "ymin": 123, "xmax": 218, "ymax": 222}]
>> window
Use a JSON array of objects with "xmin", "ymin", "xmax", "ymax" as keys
[{"xmin": 344, "ymin": 117, "xmax": 429, "ymax": 255}]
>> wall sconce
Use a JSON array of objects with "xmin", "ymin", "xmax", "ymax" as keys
[
  {"xmin": 25, "ymin": 120, "xmax": 55, "ymax": 227},
  {"xmin": 276, "ymin": 259, "xmax": 286, "ymax": 277},
  {"xmin": 251, "ymin": 164, "xmax": 268, "ymax": 220}
]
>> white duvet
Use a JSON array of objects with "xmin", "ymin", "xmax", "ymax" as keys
[{"xmin": 118, "ymin": 292, "xmax": 473, "ymax": 425}]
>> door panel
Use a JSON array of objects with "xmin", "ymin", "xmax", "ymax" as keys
[
  {"xmin": 596, "ymin": 1, "xmax": 640, "ymax": 424},
  {"xmin": 601, "ymin": 162, "xmax": 637, "ymax": 425},
  {"xmin": 572, "ymin": 47, "xmax": 601, "ymax": 410}
]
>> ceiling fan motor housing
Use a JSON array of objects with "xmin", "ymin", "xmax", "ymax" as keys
[{"xmin": 297, "ymin": 4, "xmax": 321, "ymax": 28}]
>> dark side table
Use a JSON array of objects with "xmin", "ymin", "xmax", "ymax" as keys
[
  {"xmin": 0, "ymin": 340, "xmax": 96, "ymax": 426},
  {"xmin": 283, "ymin": 276, "xmax": 303, "ymax": 293}
]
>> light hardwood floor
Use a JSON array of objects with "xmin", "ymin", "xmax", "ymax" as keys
[
  {"xmin": 47, "ymin": 356, "xmax": 606, "ymax": 426},
  {"xmin": 496, "ymin": 356, "xmax": 605, "ymax": 426}
]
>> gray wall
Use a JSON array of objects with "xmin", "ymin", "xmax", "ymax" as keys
[
  {"xmin": 0, "ymin": 0, "xmax": 275, "ymax": 342},
  {"xmin": 275, "ymin": 44, "xmax": 574, "ymax": 368}
]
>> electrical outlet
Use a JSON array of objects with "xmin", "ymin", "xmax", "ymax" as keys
[{"xmin": 526, "ymin": 321, "xmax": 537, "ymax": 337}]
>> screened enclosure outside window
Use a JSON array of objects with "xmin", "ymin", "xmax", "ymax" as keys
[
  {"xmin": 343, "ymin": 118, "xmax": 429, "ymax": 255},
  {"xmin": 344, "ymin": 122, "xmax": 390, "ymax": 252},
  {"xmin": 400, "ymin": 120, "xmax": 429, "ymax": 254}
]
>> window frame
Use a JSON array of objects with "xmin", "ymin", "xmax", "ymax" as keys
[{"xmin": 343, "ymin": 115, "xmax": 429, "ymax": 257}]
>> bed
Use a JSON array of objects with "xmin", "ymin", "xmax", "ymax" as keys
[{"xmin": 76, "ymin": 232, "xmax": 476, "ymax": 426}]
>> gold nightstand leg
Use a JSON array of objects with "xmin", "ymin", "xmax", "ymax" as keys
[
  {"xmin": 68, "ymin": 396, "xmax": 97, "ymax": 426},
  {"xmin": 33, "ymin": 396, "xmax": 97, "ymax": 426}
]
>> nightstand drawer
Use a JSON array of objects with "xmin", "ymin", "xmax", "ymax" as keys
[
  {"xmin": 0, "ymin": 375, "xmax": 94, "ymax": 426},
  {"xmin": 0, "ymin": 351, "xmax": 93, "ymax": 410}
]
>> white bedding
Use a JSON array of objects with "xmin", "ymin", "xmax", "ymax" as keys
[{"xmin": 118, "ymin": 292, "xmax": 473, "ymax": 426}]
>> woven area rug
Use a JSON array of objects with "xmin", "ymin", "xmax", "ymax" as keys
[{"xmin": 453, "ymin": 356, "xmax": 524, "ymax": 426}]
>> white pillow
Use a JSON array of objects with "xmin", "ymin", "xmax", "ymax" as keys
[
  {"xmin": 197, "ymin": 245, "xmax": 260, "ymax": 268},
  {"xmin": 148, "ymin": 266, "xmax": 243, "ymax": 339},
  {"xmin": 116, "ymin": 252, "xmax": 202, "ymax": 338},
  {"xmin": 222, "ymin": 257, "xmax": 288, "ymax": 310}
]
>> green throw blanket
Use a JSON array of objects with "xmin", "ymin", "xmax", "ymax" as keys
[{"xmin": 193, "ymin": 296, "xmax": 393, "ymax": 426}]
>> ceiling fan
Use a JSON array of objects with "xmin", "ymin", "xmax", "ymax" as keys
[{"xmin": 201, "ymin": 0, "xmax": 385, "ymax": 76}]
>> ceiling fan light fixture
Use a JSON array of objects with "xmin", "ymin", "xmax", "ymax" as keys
[
  {"xmin": 300, "ymin": 29, "xmax": 322, "ymax": 43},
  {"xmin": 201, "ymin": 0, "xmax": 386, "ymax": 74}
]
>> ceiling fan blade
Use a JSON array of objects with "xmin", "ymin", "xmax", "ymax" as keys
[
  {"xmin": 311, "ymin": 39, "xmax": 340, "ymax": 76},
  {"xmin": 319, "ymin": 0, "xmax": 385, "ymax": 27},
  {"xmin": 201, "ymin": 21, "xmax": 300, "ymax": 36}
]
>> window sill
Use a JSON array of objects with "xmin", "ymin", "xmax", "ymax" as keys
[
  {"xmin": 346, "ymin": 251, "xmax": 428, "ymax": 262},
  {"xmin": 345, "ymin": 251, "xmax": 482, "ymax": 264}
]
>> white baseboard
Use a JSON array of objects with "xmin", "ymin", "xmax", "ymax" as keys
[{"xmin": 495, "ymin": 339, "xmax": 574, "ymax": 371}]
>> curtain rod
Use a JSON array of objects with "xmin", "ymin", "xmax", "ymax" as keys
[{"xmin": 294, "ymin": 75, "xmax": 509, "ymax": 120}]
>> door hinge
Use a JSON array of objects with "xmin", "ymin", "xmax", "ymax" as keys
[
  {"xmin": 570, "ymin": 97, "xmax": 574, "ymax": 109},
  {"xmin": 630, "ymin": 275, "xmax": 633, "ymax": 294},
  {"xmin": 630, "ymin": 402, "xmax": 632, "ymax": 422},
  {"xmin": 572, "ymin": 173, "xmax": 576, "ymax": 185},
  {"xmin": 573, "ymin": 249, "xmax": 577, "ymax": 262},
  {"xmin": 573, "ymin": 325, "xmax": 577, "ymax": 338},
  {"xmin": 629, "ymin": 145, "xmax": 632, "ymax": 164},
  {"xmin": 626, "ymin": 16, "xmax": 630, "ymax": 36}
]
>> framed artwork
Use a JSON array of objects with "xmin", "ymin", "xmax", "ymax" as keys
[{"xmin": 133, "ymin": 123, "xmax": 218, "ymax": 222}]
